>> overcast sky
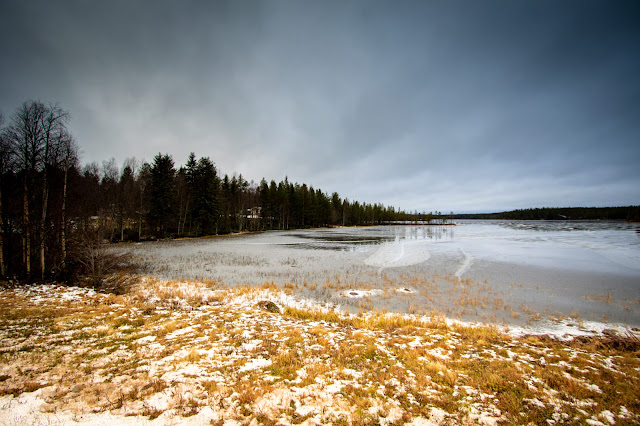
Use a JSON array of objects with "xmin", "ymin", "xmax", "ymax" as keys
[{"xmin": 1, "ymin": 1, "xmax": 639, "ymax": 213}]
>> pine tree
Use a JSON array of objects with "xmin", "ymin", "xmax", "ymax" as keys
[
  {"xmin": 258, "ymin": 178, "xmax": 270, "ymax": 230},
  {"xmin": 118, "ymin": 163, "xmax": 135, "ymax": 241},
  {"xmin": 192, "ymin": 157, "xmax": 218, "ymax": 235},
  {"xmin": 147, "ymin": 153, "xmax": 176, "ymax": 237},
  {"xmin": 182, "ymin": 152, "xmax": 197, "ymax": 235}
]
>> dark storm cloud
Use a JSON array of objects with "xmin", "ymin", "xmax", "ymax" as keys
[{"xmin": 1, "ymin": 0, "xmax": 638, "ymax": 212}]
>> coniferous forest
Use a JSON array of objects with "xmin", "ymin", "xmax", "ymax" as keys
[{"xmin": 0, "ymin": 101, "xmax": 414, "ymax": 282}]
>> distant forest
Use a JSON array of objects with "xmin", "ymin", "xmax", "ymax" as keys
[
  {"xmin": 0, "ymin": 101, "xmax": 425, "ymax": 282},
  {"xmin": 454, "ymin": 206, "xmax": 640, "ymax": 221}
]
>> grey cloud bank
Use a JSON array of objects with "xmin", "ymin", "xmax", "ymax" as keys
[{"xmin": 1, "ymin": 0, "xmax": 638, "ymax": 212}]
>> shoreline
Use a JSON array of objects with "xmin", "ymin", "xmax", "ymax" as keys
[
  {"xmin": 115, "ymin": 223, "xmax": 458, "ymax": 245},
  {"xmin": 4, "ymin": 277, "xmax": 639, "ymax": 342}
]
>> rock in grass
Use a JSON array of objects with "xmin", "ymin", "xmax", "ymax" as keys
[{"xmin": 257, "ymin": 300, "xmax": 281, "ymax": 314}]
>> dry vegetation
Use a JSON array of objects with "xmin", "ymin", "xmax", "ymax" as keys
[{"xmin": 1, "ymin": 278, "xmax": 639, "ymax": 425}]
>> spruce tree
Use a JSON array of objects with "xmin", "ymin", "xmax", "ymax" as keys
[
  {"xmin": 147, "ymin": 153, "xmax": 176, "ymax": 237},
  {"xmin": 192, "ymin": 157, "xmax": 218, "ymax": 235}
]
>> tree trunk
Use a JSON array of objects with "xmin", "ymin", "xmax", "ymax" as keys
[
  {"xmin": 60, "ymin": 164, "xmax": 68, "ymax": 270},
  {"xmin": 177, "ymin": 192, "xmax": 186, "ymax": 236},
  {"xmin": 120, "ymin": 202, "xmax": 125, "ymax": 242},
  {"xmin": 181, "ymin": 197, "xmax": 189, "ymax": 237},
  {"xmin": 109, "ymin": 206, "xmax": 117, "ymax": 242},
  {"xmin": 0, "ymin": 178, "xmax": 4, "ymax": 277},
  {"xmin": 138, "ymin": 189, "xmax": 144, "ymax": 240},
  {"xmin": 40, "ymin": 168, "xmax": 49, "ymax": 280},
  {"xmin": 23, "ymin": 179, "xmax": 31, "ymax": 280}
]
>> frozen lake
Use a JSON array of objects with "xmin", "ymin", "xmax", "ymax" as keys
[{"xmin": 125, "ymin": 220, "xmax": 640, "ymax": 332}]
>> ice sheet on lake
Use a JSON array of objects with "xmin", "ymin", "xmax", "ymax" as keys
[
  {"xmin": 364, "ymin": 237, "xmax": 431, "ymax": 273},
  {"xmin": 447, "ymin": 224, "xmax": 640, "ymax": 276}
]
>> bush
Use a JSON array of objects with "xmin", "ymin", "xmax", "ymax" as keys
[{"xmin": 66, "ymin": 228, "xmax": 138, "ymax": 293}]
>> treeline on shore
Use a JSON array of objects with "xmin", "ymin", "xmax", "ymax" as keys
[
  {"xmin": 454, "ymin": 206, "xmax": 640, "ymax": 221},
  {"xmin": 1, "ymin": 100, "xmax": 424, "ymax": 282}
]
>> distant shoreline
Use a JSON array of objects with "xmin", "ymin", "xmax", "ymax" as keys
[{"xmin": 453, "ymin": 205, "xmax": 639, "ymax": 221}]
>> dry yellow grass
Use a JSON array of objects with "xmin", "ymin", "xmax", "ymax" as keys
[{"xmin": 0, "ymin": 279, "xmax": 639, "ymax": 425}]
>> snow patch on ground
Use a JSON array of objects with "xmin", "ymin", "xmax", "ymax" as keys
[
  {"xmin": 238, "ymin": 357, "xmax": 272, "ymax": 372},
  {"xmin": 507, "ymin": 318, "xmax": 640, "ymax": 341},
  {"xmin": 342, "ymin": 289, "xmax": 383, "ymax": 298}
]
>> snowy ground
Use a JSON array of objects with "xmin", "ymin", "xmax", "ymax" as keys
[{"xmin": 1, "ymin": 280, "xmax": 639, "ymax": 425}]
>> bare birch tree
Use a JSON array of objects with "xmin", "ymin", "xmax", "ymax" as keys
[
  {"xmin": 6, "ymin": 101, "xmax": 46, "ymax": 279},
  {"xmin": 59, "ymin": 133, "xmax": 78, "ymax": 271},
  {"xmin": 38, "ymin": 105, "xmax": 70, "ymax": 279},
  {"xmin": 0, "ymin": 113, "xmax": 13, "ymax": 277},
  {"xmin": 5, "ymin": 101, "xmax": 71, "ymax": 280}
]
